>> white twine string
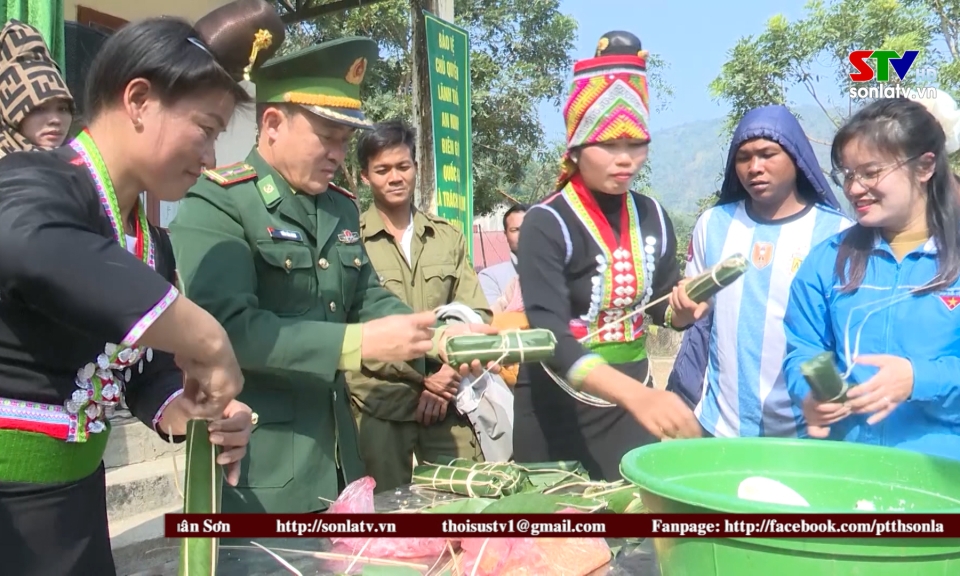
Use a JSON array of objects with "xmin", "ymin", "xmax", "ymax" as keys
[
  {"xmin": 465, "ymin": 468, "xmax": 478, "ymax": 498},
  {"xmin": 542, "ymin": 291, "xmax": 668, "ymax": 408},
  {"xmin": 839, "ymin": 275, "xmax": 943, "ymax": 379},
  {"xmin": 576, "ymin": 292, "xmax": 671, "ymax": 344}
]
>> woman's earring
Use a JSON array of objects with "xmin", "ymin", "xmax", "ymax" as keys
[{"xmin": 133, "ymin": 118, "xmax": 143, "ymax": 131}]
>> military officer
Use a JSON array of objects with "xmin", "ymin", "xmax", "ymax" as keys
[
  {"xmin": 168, "ymin": 37, "xmax": 495, "ymax": 514},
  {"xmin": 350, "ymin": 120, "xmax": 493, "ymax": 492}
]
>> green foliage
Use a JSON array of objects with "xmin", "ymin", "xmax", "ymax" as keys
[
  {"xmin": 664, "ymin": 179, "xmax": 721, "ymax": 270},
  {"xmin": 279, "ymin": 0, "xmax": 577, "ymax": 215},
  {"xmin": 710, "ymin": 0, "xmax": 956, "ymax": 130}
]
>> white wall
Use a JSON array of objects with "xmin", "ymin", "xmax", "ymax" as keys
[
  {"xmin": 474, "ymin": 203, "xmax": 509, "ymax": 232},
  {"xmin": 65, "ymin": 0, "xmax": 227, "ymax": 24}
]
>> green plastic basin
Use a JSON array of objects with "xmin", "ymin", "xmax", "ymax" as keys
[{"xmin": 620, "ymin": 438, "xmax": 960, "ymax": 576}]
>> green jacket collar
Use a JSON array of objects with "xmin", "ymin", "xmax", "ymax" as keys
[
  {"xmin": 360, "ymin": 205, "xmax": 436, "ymax": 240},
  {"xmin": 246, "ymin": 148, "xmax": 329, "ymax": 243}
]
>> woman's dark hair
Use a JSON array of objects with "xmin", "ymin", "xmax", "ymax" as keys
[
  {"xmin": 830, "ymin": 98, "xmax": 960, "ymax": 294},
  {"xmin": 357, "ymin": 119, "xmax": 417, "ymax": 170},
  {"xmin": 85, "ymin": 0, "xmax": 284, "ymax": 118}
]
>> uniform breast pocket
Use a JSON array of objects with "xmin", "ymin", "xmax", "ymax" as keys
[
  {"xmin": 376, "ymin": 268, "xmax": 405, "ymax": 299},
  {"xmin": 337, "ymin": 245, "xmax": 364, "ymax": 311},
  {"xmin": 422, "ymin": 263, "xmax": 457, "ymax": 310},
  {"xmin": 255, "ymin": 241, "xmax": 318, "ymax": 316}
]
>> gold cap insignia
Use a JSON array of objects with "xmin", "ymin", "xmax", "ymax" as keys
[
  {"xmin": 595, "ymin": 37, "xmax": 609, "ymax": 56},
  {"xmin": 244, "ymin": 29, "xmax": 274, "ymax": 82},
  {"xmin": 346, "ymin": 57, "xmax": 367, "ymax": 85}
]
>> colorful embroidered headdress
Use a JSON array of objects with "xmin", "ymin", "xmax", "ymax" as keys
[{"xmin": 557, "ymin": 31, "xmax": 650, "ymax": 189}]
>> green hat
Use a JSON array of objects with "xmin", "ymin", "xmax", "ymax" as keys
[{"xmin": 252, "ymin": 36, "xmax": 379, "ymax": 129}]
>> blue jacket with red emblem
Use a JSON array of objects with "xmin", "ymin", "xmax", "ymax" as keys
[{"xmin": 782, "ymin": 232, "xmax": 960, "ymax": 461}]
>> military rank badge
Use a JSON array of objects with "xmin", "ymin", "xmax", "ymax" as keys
[
  {"xmin": 338, "ymin": 229, "xmax": 360, "ymax": 244},
  {"xmin": 203, "ymin": 162, "xmax": 257, "ymax": 186}
]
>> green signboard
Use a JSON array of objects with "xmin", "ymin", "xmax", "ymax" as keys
[{"xmin": 424, "ymin": 12, "xmax": 473, "ymax": 259}]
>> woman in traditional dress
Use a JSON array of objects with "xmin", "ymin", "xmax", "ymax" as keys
[
  {"xmin": 514, "ymin": 31, "xmax": 706, "ymax": 481},
  {"xmin": 784, "ymin": 98, "xmax": 960, "ymax": 461},
  {"xmin": 0, "ymin": 20, "xmax": 74, "ymax": 159},
  {"xmin": 0, "ymin": 2, "xmax": 285, "ymax": 574}
]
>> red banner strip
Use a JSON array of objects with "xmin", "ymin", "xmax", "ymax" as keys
[{"xmin": 165, "ymin": 513, "xmax": 954, "ymax": 539}]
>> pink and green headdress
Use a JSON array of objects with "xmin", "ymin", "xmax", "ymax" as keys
[{"xmin": 557, "ymin": 31, "xmax": 651, "ymax": 189}]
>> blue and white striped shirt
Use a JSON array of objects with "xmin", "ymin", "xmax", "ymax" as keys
[{"xmin": 687, "ymin": 200, "xmax": 853, "ymax": 438}]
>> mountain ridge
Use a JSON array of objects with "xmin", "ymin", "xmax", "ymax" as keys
[{"xmin": 646, "ymin": 104, "xmax": 851, "ymax": 217}]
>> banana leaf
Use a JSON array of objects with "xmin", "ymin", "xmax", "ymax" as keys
[
  {"xmin": 518, "ymin": 461, "xmax": 590, "ymax": 491},
  {"xmin": 480, "ymin": 493, "xmax": 606, "ymax": 514},
  {"xmin": 423, "ymin": 498, "xmax": 496, "ymax": 513},
  {"xmin": 420, "ymin": 458, "xmax": 591, "ymax": 497},
  {"xmin": 800, "ymin": 351, "xmax": 849, "ymax": 402},
  {"xmin": 518, "ymin": 461, "xmax": 587, "ymax": 474},
  {"xmin": 586, "ymin": 484, "xmax": 645, "ymax": 514},
  {"xmin": 443, "ymin": 328, "xmax": 556, "ymax": 367},
  {"xmin": 412, "ymin": 461, "xmax": 531, "ymax": 497},
  {"xmin": 178, "ymin": 419, "xmax": 222, "ymax": 576},
  {"xmin": 686, "ymin": 253, "xmax": 748, "ymax": 303},
  {"xmin": 360, "ymin": 566, "xmax": 429, "ymax": 576}
]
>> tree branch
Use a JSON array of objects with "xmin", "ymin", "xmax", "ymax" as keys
[
  {"xmin": 931, "ymin": 0, "xmax": 959, "ymax": 61},
  {"xmin": 795, "ymin": 62, "xmax": 842, "ymax": 128}
]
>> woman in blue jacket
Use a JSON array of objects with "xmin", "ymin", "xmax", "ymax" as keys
[{"xmin": 782, "ymin": 98, "xmax": 960, "ymax": 460}]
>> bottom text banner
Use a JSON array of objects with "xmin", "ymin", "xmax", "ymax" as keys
[{"xmin": 165, "ymin": 514, "xmax": 954, "ymax": 539}]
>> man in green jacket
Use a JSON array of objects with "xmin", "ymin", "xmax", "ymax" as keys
[
  {"xmin": 349, "ymin": 120, "xmax": 492, "ymax": 492},
  {"xmin": 169, "ymin": 37, "xmax": 493, "ymax": 514}
]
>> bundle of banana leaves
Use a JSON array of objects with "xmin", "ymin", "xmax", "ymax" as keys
[
  {"xmin": 685, "ymin": 253, "xmax": 749, "ymax": 303},
  {"xmin": 442, "ymin": 328, "xmax": 556, "ymax": 368},
  {"xmin": 412, "ymin": 457, "xmax": 644, "ymax": 514},
  {"xmin": 801, "ymin": 351, "xmax": 850, "ymax": 402}
]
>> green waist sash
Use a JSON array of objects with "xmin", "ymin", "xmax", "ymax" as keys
[
  {"xmin": 0, "ymin": 424, "xmax": 110, "ymax": 484},
  {"xmin": 588, "ymin": 335, "xmax": 648, "ymax": 365}
]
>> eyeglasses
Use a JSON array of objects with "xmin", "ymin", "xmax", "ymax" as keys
[{"xmin": 830, "ymin": 154, "xmax": 922, "ymax": 189}]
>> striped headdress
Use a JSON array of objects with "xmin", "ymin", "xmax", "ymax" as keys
[{"xmin": 557, "ymin": 31, "xmax": 650, "ymax": 188}]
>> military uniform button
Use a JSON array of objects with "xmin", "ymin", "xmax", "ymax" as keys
[
  {"xmin": 353, "ymin": 257, "xmax": 362, "ymax": 267},
  {"xmin": 329, "ymin": 301, "xmax": 337, "ymax": 312},
  {"xmin": 318, "ymin": 258, "xmax": 329, "ymax": 269},
  {"xmin": 284, "ymin": 258, "xmax": 293, "ymax": 270},
  {"xmin": 333, "ymin": 390, "xmax": 338, "ymax": 401}
]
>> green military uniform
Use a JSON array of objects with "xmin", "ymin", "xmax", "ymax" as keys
[
  {"xmin": 168, "ymin": 37, "xmax": 423, "ymax": 514},
  {"xmin": 349, "ymin": 207, "xmax": 492, "ymax": 492}
]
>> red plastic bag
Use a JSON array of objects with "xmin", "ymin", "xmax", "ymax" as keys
[
  {"xmin": 324, "ymin": 476, "xmax": 449, "ymax": 571},
  {"xmin": 458, "ymin": 508, "xmax": 612, "ymax": 576}
]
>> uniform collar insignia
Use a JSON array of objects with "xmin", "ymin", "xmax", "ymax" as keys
[{"xmin": 257, "ymin": 174, "xmax": 282, "ymax": 207}]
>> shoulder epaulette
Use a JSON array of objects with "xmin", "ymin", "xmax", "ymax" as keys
[
  {"xmin": 328, "ymin": 183, "xmax": 357, "ymax": 200},
  {"xmin": 202, "ymin": 162, "xmax": 257, "ymax": 186},
  {"xmin": 423, "ymin": 211, "xmax": 454, "ymax": 227}
]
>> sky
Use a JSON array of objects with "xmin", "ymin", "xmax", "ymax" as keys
[{"xmin": 538, "ymin": 0, "xmax": 826, "ymax": 139}]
